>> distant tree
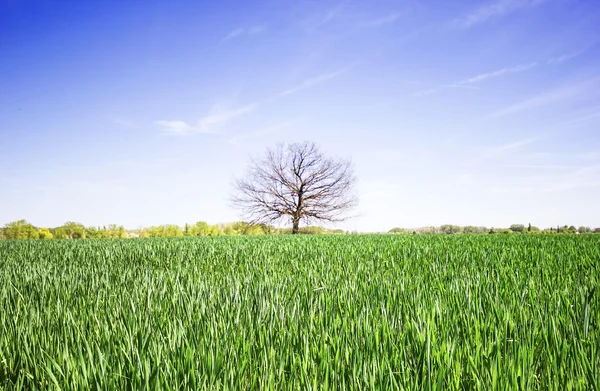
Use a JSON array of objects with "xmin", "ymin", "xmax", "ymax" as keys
[
  {"xmin": 509, "ymin": 224, "xmax": 525, "ymax": 233},
  {"xmin": 298, "ymin": 226, "xmax": 325, "ymax": 235},
  {"xmin": 105, "ymin": 224, "xmax": 117, "ymax": 238},
  {"xmin": 245, "ymin": 224, "xmax": 267, "ymax": 235},
  {"xmin": 190, "ymin": 221, "xmax": 210, "ymax": 236},
  {"xmin": 3, "ymin": 220, "xmax": 24, "ymax": 239},
  {"xmin": 51, "ymin": 227, "xmax": 68, "ymax": 239},
  {"xmin": 99, "ymin": 226, "xmax": 111, "ymax": 238},
  {"xmin": 463, "ymin": 226, "xmax": 486, "ymax": 234},
  {"xmin": 232, "ymin": 141, "xmax": 357, "ymax": 234},
  {"xmin": 62, "ymin": 222, "xmax": 86, "ymax": 239},
  {"xmin": 166, "ymin": 225, "xmax": 184, "ymax": 237},
  {"xmin": 209, "ymin": 224, "xmax": 222, "ymax": 236},
  {"xmin": 556, "ymin": 225, "xmax": 576, "ymax": 234},
  {"xmin": 577, "ymin": 226, "xmax": 591, "ymax": 234},
  {"xmin": 440, "ymin": 224, "xmax": 462, "ymax": 234},
  {"xmin": 38, "ymin": 228, "xmax": 53, "ymax": 239},
  {"xmin": 594, "ymin": 228, "xmax": 600, "ymax": 234},
  {"xmin": 418, "ymin": 226, "xmax": 440, "ymax": 234},
  {"xmin": 227, "ymin": 221, "xmax": 275, "ymax": 235},
  {"xmin": 85, "ymin": 226, "xmax": 103, "ymax": 239},
  {"xmin": 3, "ymin": 220, "xmax": 38, "ymax": 240},
  {"xmin": 388, "ymin": 227, "xmax": 406, "ymax": 234},
  {"xmin": 229, "ymin": 222, "xmax": 251, "ymax": 235}
]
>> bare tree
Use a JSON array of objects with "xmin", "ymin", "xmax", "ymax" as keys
[{"xmin": 232, "ymin": 141, "xmax": 357, "ymax": 234}]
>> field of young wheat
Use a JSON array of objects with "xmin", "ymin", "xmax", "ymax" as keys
[{"xmin": 0, "ymin": 235, "xmax": 598, "ymax": 390}]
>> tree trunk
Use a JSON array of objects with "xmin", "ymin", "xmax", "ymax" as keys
[{"xmin": 292, "ymin": 217, "xmax": 300, "ymax": 234}]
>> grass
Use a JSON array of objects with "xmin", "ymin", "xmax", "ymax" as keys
[{"xmin": 0, "ymin": 235, "xmax": 598, "ymax": 390}]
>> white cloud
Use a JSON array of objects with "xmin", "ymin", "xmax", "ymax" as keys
[
  {"xmin": 548, "ymin": 39, "xmax": 599, "ymax": 64},
  {"xmin": 198, "ymin": 104, "xmax": 257, "ymax": 129},
  {"xmin": 221, "ymin": 25, "xmax": 266, "ymax": 43},
  {"xmin": 279, "ymin": 71, "xmax": 341, "ymax": 96},
  {"xmin": 461, "ymin": 62, "xmax": 538, "ymax": 84},
  {"xmin": 363, "ymin": 12, "xmax": 402, "ymax": 27},
  {"xmin": 489, "ymin": 77, "xmax": 600, "ymax": 118},
  {"xmin": 154, "ymin": 120, "xmax": 195, "ymax": 135},
  {"xmin": 548, "ymin": 52, "xmax": 582, "ymax": 64},
  {"xmin": 248, "ymin": 25, "xmax": 267, "ymax": 34},
  {"xmin": 300, "ymin": 4, "xmax": 344, "ymax": 32},
  {"xmin": 444, "ymin": 84, "xmax": 480, "ymax": 89},
  {"xmin": 415, "ymin": 62, "xmax": 537, "ymax": 95},
  {"xmin": 222, "ymin": 28, "xmax": 244, "ymax": 42},
  {"xmin": 155, "ymin": 103, "xmax": 257, "ymax": 135},
  {"xmin": 454, "ymin": 0, "xmax": 548, "ymax": 29},
  {"xmin": 414, "ymin": 84, "xmax": 480, "ymax": 96},
  {"xmin": 562, "ymin": 108, "xmax": 600, "ymax": 127},
  {"xmin": 480, "ymin": 137, "xmax": 539, "ymax": 159}
]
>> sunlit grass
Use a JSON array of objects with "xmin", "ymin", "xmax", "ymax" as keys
[{"xmin": 0, "ymin": 235, "xmax": 598, "ymax": 389}]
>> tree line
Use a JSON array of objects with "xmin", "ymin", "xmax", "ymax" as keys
[
  {"xmin": 389, "ymin": 223, "xmax": 600, "ymax": 235},
  {"xmin": 3, "ymin": 219, "xmax": 598, "ymax": 240},
  {"xmin": 0, "ymin": 220, "xmax": 347, "ymax": 240}
]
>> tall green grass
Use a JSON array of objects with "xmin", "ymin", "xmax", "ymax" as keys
[{"xmin": 0, "ymin": 235, "xmax": 598, "ymax": 389}]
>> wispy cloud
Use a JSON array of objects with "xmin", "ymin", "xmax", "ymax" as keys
[
  {"xmin": 445, "ymin": 84, "xmax": 481, "ymax": 89},
  {"xmin": 397, "ymin": 79, "xmax": 426, "ymax": 85},
  {"xmin": 155, "ymin": 103, "xmax": 258, "ymax": 135},
  {"xmin": 481, "ymin": 137, "xmax": 539, "ymax": 159},
  {"xmin": 454, "ymin": 0, "xmax": 548, "ymax": 29},
  {"xmin": 494, "ymin": 164, "xmax": 585, "ymax": 169},
  {"xmin": 415, "ymin": 62, "xmax": 537, "ymax": 95},
  {"xmin": 562, "ymin": 108, "xmax": 600, "ymax": 127},
  {"xmin": 154, "ymin": 120, "xmax": 195, "ymax": 135},
  {"xmin": 300, "ymin": 4, "xmax": 344, "ymax": 32},
  {"xmin": 222, "ymin": 28, "xmax": 244, "ymax": 42},
  {"xmin": 247, "ymin": 25, "xmax": 266, "ymax": 34},
  {"xmin": 415, "ymin": 84, "xmax": 480, "ymax": 96},
  {"xmin": 156, "ymin": 66, "xmax": 347, "ymax": 136},
  {"xmin": 221, "ymin": 25, "xmax": 266, "ymax": 43},
  {"xmin": 461, "ymin": 62, "xmax": 538, "ymax": 84},
  {"xmin": 279, "ymin": 71, "xmax": 341, "ymax": 96},
  {"xmin": 489, "ymin": 77, "xmax": 600, "ymax": 118},
  {"xmin": 548, "ymin": 52, "xmax": 582, "ymax": 64},
  {"xmin": 198, "ymin": 104, "xmax": 257, "ymax": 129},
  {"xmin": 548, "ymin": 39, "xmax": 599, "ymax": 64},
  {"xmin": 363, "ymin": 12, "xmax": 402, "ymax": 27}
]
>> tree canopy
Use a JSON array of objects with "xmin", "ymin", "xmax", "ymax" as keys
[{"xmin": 232, "ymin": 141, "xmax": 358, "ymax": 234}]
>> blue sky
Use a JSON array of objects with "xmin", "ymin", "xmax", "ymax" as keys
[{"xmin": 1, "ymin": 0, "xmax": 599, "ymax": 232}]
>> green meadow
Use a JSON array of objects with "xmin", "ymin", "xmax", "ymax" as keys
[{"xmin": 1, "ymin": 235, "xmax": 598, "ymax": 390}]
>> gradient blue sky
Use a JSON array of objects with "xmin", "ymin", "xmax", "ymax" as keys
[{"xmin": 1, "ymin": 0, "xmax": 599, "ymax": 232}]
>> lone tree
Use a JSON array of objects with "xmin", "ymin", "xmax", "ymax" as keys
[{"xmin": 232, "ymin": 141, "xmax": 357, "ymax": 234}]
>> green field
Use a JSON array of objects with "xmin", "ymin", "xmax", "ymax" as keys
[{"xmin": 1, "ymin": 235, "xmax": 598, "ymax": 390}]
